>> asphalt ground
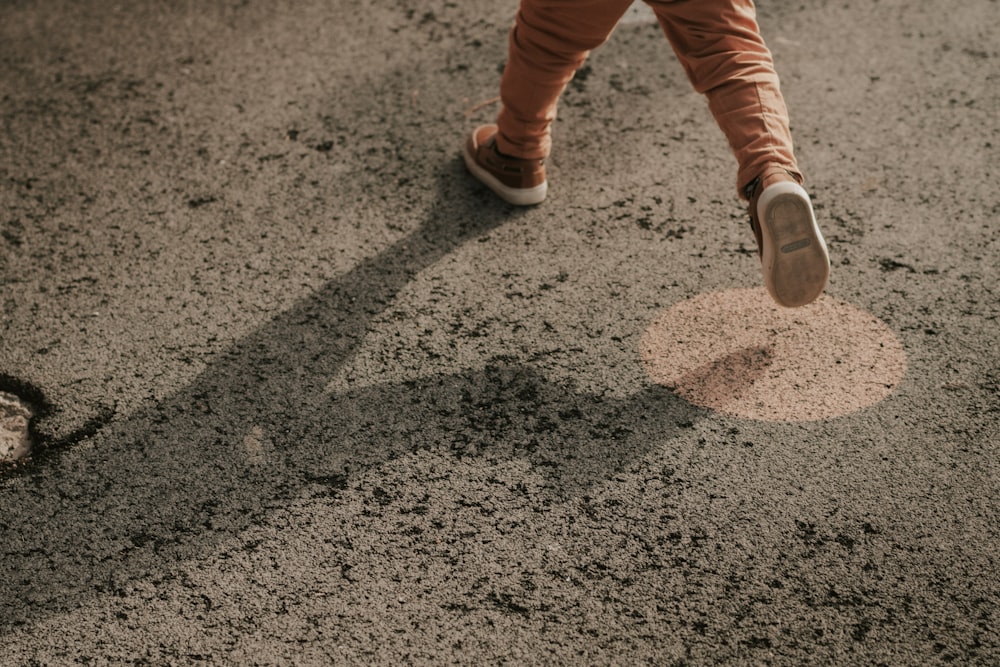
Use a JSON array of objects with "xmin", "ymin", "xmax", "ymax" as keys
[{"xmin": 1, "ymin": 0, "xmax": 998, "ymax": 664}]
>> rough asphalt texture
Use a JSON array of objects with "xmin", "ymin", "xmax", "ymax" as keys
[{"xmin": 1, "ymin": 0, "xmax": 998, "ymax": 664}]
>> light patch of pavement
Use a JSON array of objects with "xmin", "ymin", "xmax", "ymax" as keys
[
  {"xmin": 641, "ymin": 288, "xmax": 907, "ymax": 422},
  {"xmin": 241, "ymin": 425, "xmax": 271, "ymax": 466},
  {"xmin": 620, "ymin": 2, "xmax": 657, "ymax": 25},
  {"xmin": 0, "ymin": 391, "xmax": 33, "ymax": 463}
]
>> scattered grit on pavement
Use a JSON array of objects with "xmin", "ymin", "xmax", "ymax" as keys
[{"xmin": 1, "ymin": 0, "xmax": 998, "ymax": 664}]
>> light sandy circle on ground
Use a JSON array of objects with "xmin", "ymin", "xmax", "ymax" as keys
[{"xmin": 640, "ymin": 288, "xmax": 907, "ymax": 422}]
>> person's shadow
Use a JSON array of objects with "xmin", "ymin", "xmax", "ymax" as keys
[{"xmin": 0, "ymin": 156, "xmax": 704, "ymax": 632}]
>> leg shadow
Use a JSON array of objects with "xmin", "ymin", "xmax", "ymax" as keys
[{"xmin": 0, "ymin": 160, "xmax": 704, "ymax": 633}]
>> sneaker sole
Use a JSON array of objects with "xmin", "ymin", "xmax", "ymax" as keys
[
  {"xmin": 757, "ymin": 181, "xmax": 830, "ymax": 308},
  {"xmin": 463, "ymin": 139, "xmax": 548, "ymax": 206}
]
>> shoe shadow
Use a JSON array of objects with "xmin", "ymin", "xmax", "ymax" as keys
[
  {"xmin": 0, "ymin": 159, "xmax": 704, "ymax": 633},
  {"xmin": 668, "ymin": 345, "xmax": 775, "ymax": 411}
]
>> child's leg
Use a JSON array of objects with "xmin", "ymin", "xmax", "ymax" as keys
[
  {"xmin": 496, "ymin": 0, "xmax": 634, "ymax": 159},
  {"xmin": 646, "ymin": 0, "xmax": 800, "ymax": 197}
]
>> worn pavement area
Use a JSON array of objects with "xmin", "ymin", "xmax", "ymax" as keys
[{"xmin": 1, "ymin": 0, "xmax": 998, "ymax": 664}]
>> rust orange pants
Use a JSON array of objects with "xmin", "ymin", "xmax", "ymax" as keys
[{"xmin": 495, "ymin": 0, "xmax": 801, "ymax": 197}]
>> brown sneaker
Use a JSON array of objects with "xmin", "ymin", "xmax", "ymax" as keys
[
  {"xmin": 463, "ymin": 124, "xmax": 547, "ymax": 206},
  {"xmin": 746, "ymin": 174, "xmax": 830, "ymax": 308}
]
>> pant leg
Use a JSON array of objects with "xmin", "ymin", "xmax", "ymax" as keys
[
  {"xmin": 646, "ymin": 0, "xmax": 801, "ymax": 197},
  {"xmin": 496, "ymin": 0, "xmax": 634, "ymax": 159}
]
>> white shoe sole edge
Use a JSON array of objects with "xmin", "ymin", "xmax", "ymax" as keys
[
  {"xmin": 756, "ymin": 181, "xmax": 830, "ymax": 308},
  {"xmin": 463, "ymin": 142, "xmax": 548, "ymax": 206}
]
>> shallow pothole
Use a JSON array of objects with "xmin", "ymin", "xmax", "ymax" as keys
[{"xmin": 1, "ymin": 391, "xmax": 34, "ymax": 464}]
